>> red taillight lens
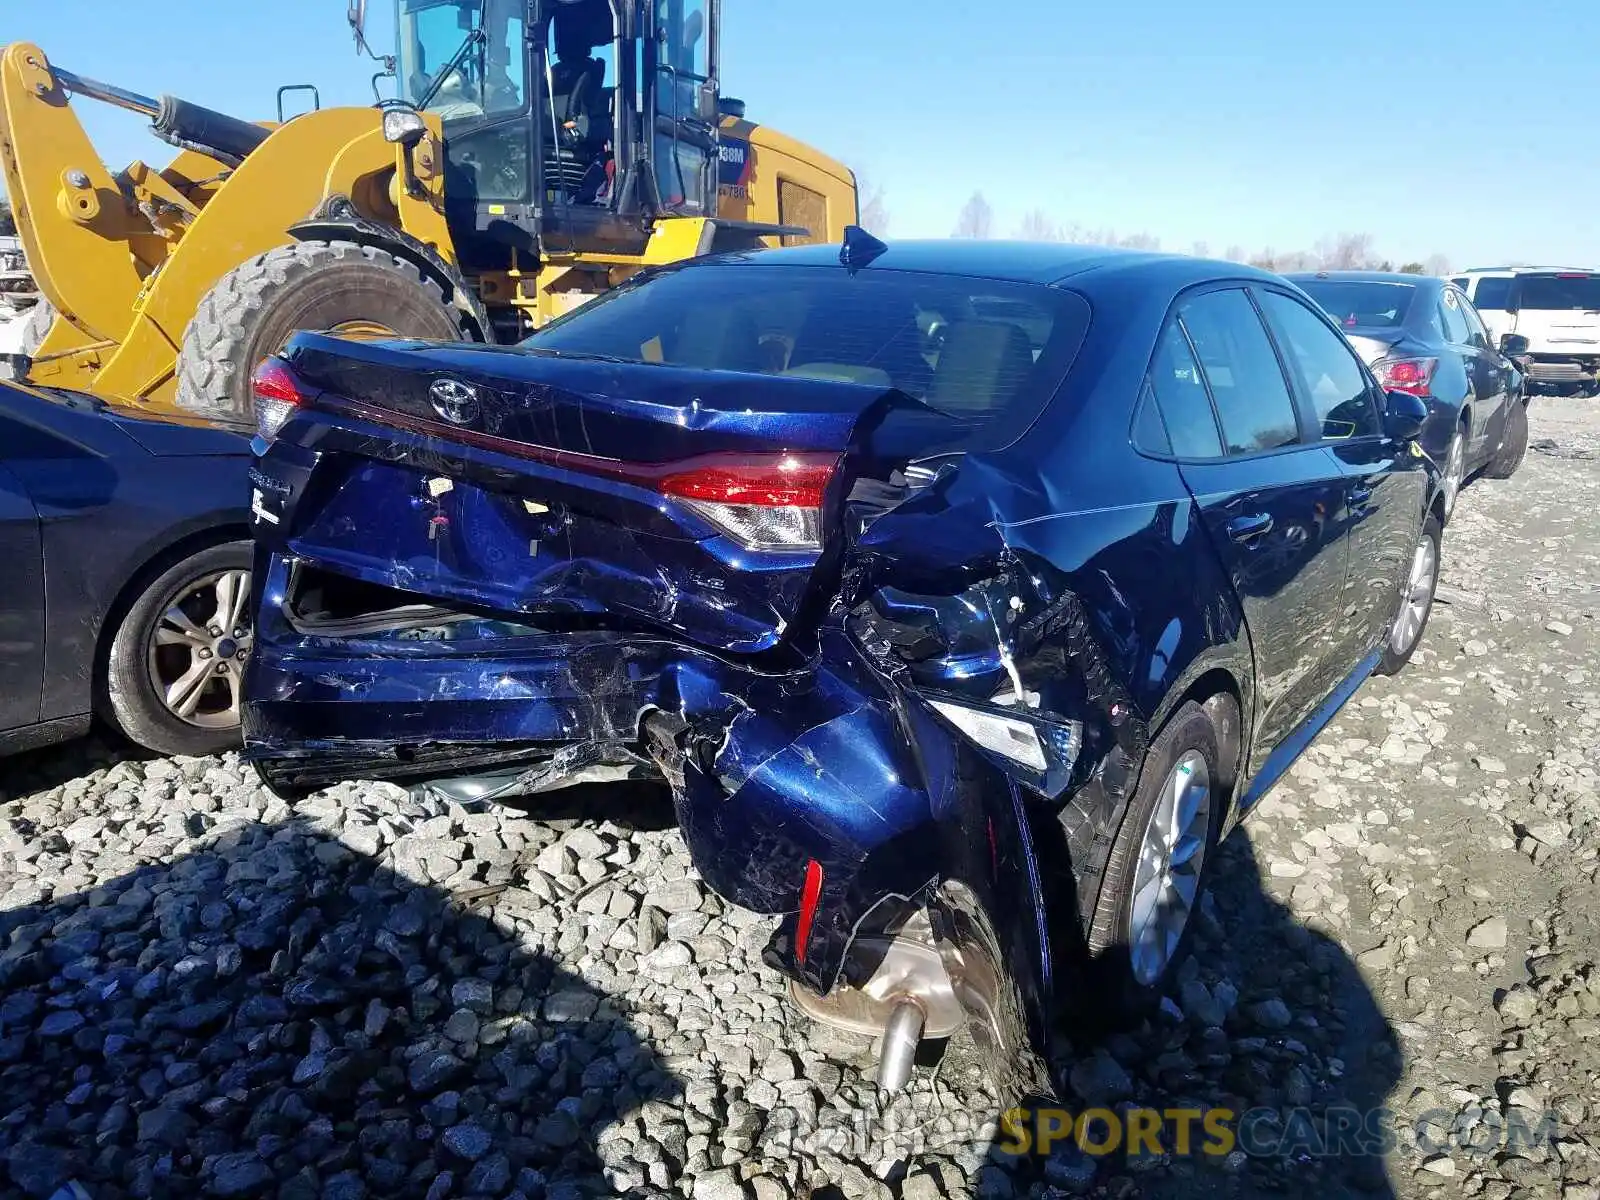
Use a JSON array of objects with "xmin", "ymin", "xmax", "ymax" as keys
[
  {"xmin": 658, "ymin": 457, "xmax": 834, "ymax": 508},
  {"xmin": 658, "ymin": 454, "xmax": 835, "ymax": 552},
  {"xmin": 251, "ymin": 356, "xmax": 310, "ymax": 441},
  {"xmin": 1373, "ymin": 357, "xmax": 1437, "ymax": 397}
]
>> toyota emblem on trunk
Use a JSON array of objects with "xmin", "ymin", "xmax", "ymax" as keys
[{"xmin": 429, "ymin": 378, "xmax": 480, "ymax": 425}]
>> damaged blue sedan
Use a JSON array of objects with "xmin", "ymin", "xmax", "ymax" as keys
[{"xmin": 242, "ymin": 236, "xmax": 1444, "ymax": 1100}]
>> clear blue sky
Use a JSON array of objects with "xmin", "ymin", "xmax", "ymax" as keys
[{"xmin": 7, "ymin": 0, "xmax": 1597, "ymax": 268}]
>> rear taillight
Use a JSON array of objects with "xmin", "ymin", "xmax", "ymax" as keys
[
  {"xmin": 1373, "ymin": 357, "xmax": 1437, "ymax": 397},
  {"xmin": 251, "ymin": 357, "xmax": 310, "ymax": 442},
  {"xmin": 658, "ymin": 455, "xmax": 835, "ymax": 552}
]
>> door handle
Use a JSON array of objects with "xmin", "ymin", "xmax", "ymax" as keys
[{"xmin": 1226, "ymin": 513, "xmax": 1274, "ymax": 544}]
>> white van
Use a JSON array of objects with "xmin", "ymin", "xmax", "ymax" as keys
[{"xmin": 1451, "ymin": 267, "xmax": 1600, "ymax": 395}]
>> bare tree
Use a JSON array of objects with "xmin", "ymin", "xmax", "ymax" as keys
[
  {"xmin": 1316, "ymin": 232, "xmax": 1378, "ymax": 271},
  {"xmin": 1424, "ymin": 253, "xmax": 1452, "ymax": 277},
  {"xmin": 1190, "ymin": 240, "xmax": 1211, "ymax": 259},
  {"xmin": 952, "ymin": 192, "xmax": 994, "ymax": 240},
  {"xmin": 1224, "ymin": 244, "xmax": 1246, "ymax": 264},
  {"xmin": 1117, "ymin": 232, "xmax": 1161, "ymax": 251},
  {"xmin": 1015, "ymin": 209, "xmax": 1062, "ymax": 241},
  {"xmin": 1398, "ymin": 261, "xmax": 1426, "ymax": 275}
]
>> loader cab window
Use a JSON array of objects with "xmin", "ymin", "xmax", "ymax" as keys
[
  {"xmin": 398, "ymin": 0, "xmax": 526, "ymax": 117},
  {"xmin": 539, "ymin": 0, "xmax": 620, "ymax": 205}
]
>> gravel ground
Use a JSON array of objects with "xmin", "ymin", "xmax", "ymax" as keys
[{"xmin": 1, "ymin": 398, "xmax": 1596, "ymax": 1200}]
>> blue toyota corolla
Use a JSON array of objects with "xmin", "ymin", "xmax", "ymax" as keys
[{"xmin": 242, "ymin": 236, "xmax": 1443, "ymax": 1100}]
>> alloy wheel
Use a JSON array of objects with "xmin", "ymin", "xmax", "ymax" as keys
[
  {"xmin": 1442, "ymin": 429, "xmax": 1465, "ymax": 517},
  {"xmin": 1128, "ymin": 750, "xmax": 1212, "ymax": 986},
  {"xmin": 146, "ymin": 568, "xmax": 253, "ymax": 730},
  {"xmin": 1389, "ymin": 536, "xmax": 1437, "ymax": 657}
]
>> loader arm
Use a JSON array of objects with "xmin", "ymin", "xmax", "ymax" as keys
[
  {"xmin": 0, "ymin": 41, "xmax": 455, "ymax": 410},
  {"xmin": 0, "ymin": 43, "xmax": 179, "ymax": 369}
]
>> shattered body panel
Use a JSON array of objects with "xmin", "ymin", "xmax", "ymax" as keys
[{"xmin": 245, "ymin": 244, "xmax": 1434, "ymax": 1098}]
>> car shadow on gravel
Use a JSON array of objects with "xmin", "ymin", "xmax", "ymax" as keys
[
  {"xmin": 0, "ymin": 817, "xmax": 682, "ymax": 1199},
  {"xmin": 997, "ymin": 826, "xmax": 1405, "ymax": 1200},
  {"xmin": 0, "ymin": 732, "xmax": 161, "ymax": 799}
]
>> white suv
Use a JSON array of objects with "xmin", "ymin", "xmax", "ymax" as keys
[{"xmin": 1451, "ymin": 267, "xmax": 1600, "ymax": 395}]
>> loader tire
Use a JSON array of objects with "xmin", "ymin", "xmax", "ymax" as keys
[{"xmin": 175, "ymin": 240, "xmax": 468, "ymax": 422}]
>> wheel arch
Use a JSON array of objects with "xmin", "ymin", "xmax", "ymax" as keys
[
  {"xmin": 287, "ymin": 215, "xmax": 493, "ymax": 344},
  {"xmin": 1169, "ymin": 668, "xmax": 1246, "ymax": 822}
]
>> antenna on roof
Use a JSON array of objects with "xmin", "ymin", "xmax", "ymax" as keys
[{"xmin": 840, "ymin": 226, "xmax": 888, "ymax": 274}]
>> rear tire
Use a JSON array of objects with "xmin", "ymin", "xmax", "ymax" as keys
[
  {"xmin": 102, "ymin": 541, "xmax": 254, "ymax": 758},
  {"xmin": 1079, "ymin": 701, "xmax": 1223, "ymax": 1026},
  {"xmin": 174, "ymin": 241, "xmax": 469, "ymax": 423},
  {"xmin": 1483, "ymin": 401, "xmax": 1529, "ymax": 480}
]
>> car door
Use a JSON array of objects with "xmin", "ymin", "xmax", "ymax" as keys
[
  {"xmin": 1435, "ymin": 287, "xmax": 1487, "ymax": 449},
  {"xmin": 0, "ymin": 456, "xmax": 44, "ymax": 732},
  {"xmin": 1256, "ymin": 287, "xmax": 1421, "ymax": 664},
  {"xmin": 1149, "ymin": 288, "xmax": 1351, "ymax": 777},
  {"xmin": 1450, "ymin": 287, "xmax": 1511, "ymax": 462}
]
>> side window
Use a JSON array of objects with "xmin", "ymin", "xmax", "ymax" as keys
[
  {"xmin": 1471, "ymin": 276, "xmax": 1513, "ymax": 311},
  {"xmin": 1177, "ymin": 289, "xmax": 1301, "ymax": 456},
  {"xmin": 1131, "ymin": 382, "xmax": 1173, "ymax": 455},
  {"xmin": 1438, "ymin": 289, "xmax": 1471, "ymax": 344},
  {"xmin": 1147, "ymin": 320, "xmax": 1223, "ymax": 458},
  {"xmin": 1258, "ymin": 291, "xmax": 1382, "ymax": 440},
  {"xmin": 1450, "ymin": 276, "xmax": 1469, "ymax": 292},
  {"xmin": 1457, "ymin": 298, "xmax": 1492, "ymax": 349}
]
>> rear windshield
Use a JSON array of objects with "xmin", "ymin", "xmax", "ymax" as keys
[
  {"xmin": 1515, "ymin": 274, "xmax": 1600, "ymax": 311},
  {"xmin": 1295, "ymin": 281, "xmax": 1417, "ymax": 329},
  {"xmin": 523, "ymin": 263, "xmax": 1091, "ymax": 449}
]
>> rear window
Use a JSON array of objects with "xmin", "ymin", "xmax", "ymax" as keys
[
  {"xmin": 1515, "ymin": 274, "xmax": 1600, "ymax": 311},
  {"xmin": 1295, "ymin": 281, "xmax": 1416, "ymax": 330},
  {"xmin": 522, "ymin": 264, "xmax": 1091, "ymax": 448}
]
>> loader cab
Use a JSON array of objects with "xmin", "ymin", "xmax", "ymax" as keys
[{"xmin": 393, "ymin": 0, "xmax": 721, "ymax": 269}]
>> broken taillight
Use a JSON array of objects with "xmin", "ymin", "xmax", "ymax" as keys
[
  {"xmin": 1372, "ymin": 356, "xmax": 1437, "ymax": 398},
  {"xmin": 252, "ymin": 356, "xmax": 311, "ymax": 442},
  {"xmin": 659, "ymin": 455, "xmax": 835, "ymax": 552}
]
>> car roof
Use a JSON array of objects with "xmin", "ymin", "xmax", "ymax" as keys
[
  {"xmin": 1285, "ymin": 270, "xmax": 1440, "ymax": 288},
  {"xmin": 713, "ymin": 239, "xmax": 1284, "ymax": 290}
]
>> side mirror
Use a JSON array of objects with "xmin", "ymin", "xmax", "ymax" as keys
[
  {"xmin": 348, "ymin": 0, "xmax": 367, "ymax": 48},
  {"xmin": 1500, "ymin": 333, "xmax": 1531, "ymax": 358},
  {"xmin": 1383, "ymin": 390, "xmax": 1428, "ymax": 443}
]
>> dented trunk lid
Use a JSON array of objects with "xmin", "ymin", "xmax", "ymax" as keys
[{"xmin": 261, "ymin": 333, "xmax": 925, "ymax": 654}]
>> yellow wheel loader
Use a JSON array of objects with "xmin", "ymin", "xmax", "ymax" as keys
[{"xmin": 0, "ymin": 0, "xmax": 857, "ymax": 421}]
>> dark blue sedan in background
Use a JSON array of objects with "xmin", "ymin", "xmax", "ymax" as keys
[
  {"xmin": 0, "ymin": 381, "xmax": 252, "ymax": 759},
  {"xmin": 241, "ymin": 237, "xmax": 1443, "ymax": 1099},
  {"xmin": 1289, "ymin": 271, "xmax": 1531, "ymax": 516}
]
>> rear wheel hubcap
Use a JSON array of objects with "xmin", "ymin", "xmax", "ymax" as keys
[
  {"xmin": 1129, "ymin": 751, "xmax": 1212, "ymax": 986},
  {"xmin": 148, "ymin": 568, "xmax": 253, "ymax": 730}
]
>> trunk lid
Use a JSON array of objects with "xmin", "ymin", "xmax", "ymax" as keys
[
  {"xmin": 1342, "ymin": 327, "xmax": 1408, "ymax": 366},
  {"xmin": 261, "ymin": 333, "xmax": 926, "ymax": 654}
]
